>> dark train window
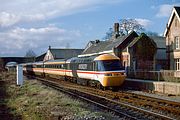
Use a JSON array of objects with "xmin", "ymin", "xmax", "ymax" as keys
[
  {"xmin": 67, "ymin": 64, "xmax": 70, "ymax": 70},
  {"xmin": 96, "ymin": 60, "xmax": 123, "ymax": 71}
]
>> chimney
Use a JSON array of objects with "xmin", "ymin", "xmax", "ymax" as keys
[
  {"xmin": 49, "ymin": 45, "xmax": 51, "ymax": 50},
  {"xmin": 114, "ymin": 23, "xmax": 119, "ymax": 38}
]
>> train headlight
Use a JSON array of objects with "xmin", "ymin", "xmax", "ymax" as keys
[{"xmin": 105, "ymin": 73, "xmax": 112, "ymax": 76}]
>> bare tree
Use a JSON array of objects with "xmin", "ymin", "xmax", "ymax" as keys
[
  {"xmin": 119, "ymin": 19, "xmax": 144, "ymax": 35},
  {"xmin": 25, "ymin": 49, "xmax": 36, "ymax": 58},
  {"xmin": 103, "ymin": 27, "xmax": 114, "ymax": 40},
  {"xmin": 103, "ymin": 18, "xmax": 145, "ymax": 40},
  {"xmin": 65, "ymin": 42, "xmax": 70, "ymax": 49}
]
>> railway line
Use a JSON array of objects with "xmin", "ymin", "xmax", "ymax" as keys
[{"xmin": 30, "ymin": 76, "xmax": 179, "ymax": 120}]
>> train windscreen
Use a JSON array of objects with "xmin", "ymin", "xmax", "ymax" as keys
[{"xmin": 97, "ymin": 60, "xmax": 124, "ymax": 71}]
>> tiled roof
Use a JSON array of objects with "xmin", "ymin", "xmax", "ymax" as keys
[
  {"xmin": 82, "ymin": 37, "xmax": 126, "ymax": 55},
  {"xmin": 82, "ymin": 31, "xmax": 138, "ymax": 55},
  {"xmin": 35, "ymin": 53, "xmax": 46, "ymax": 62},
  {"xmin": 149, "ymin": 36, "xmax": 166, "ymax": 49},
  {"xmin": 164, "ymin": 6, "xmax": 180, "ymax": 36},
  {"xmin": 50, "ymin": 49, "xmax": 83, "ymax": 59},
  {"xmin": 174, "ymin": 6, "xmax": 180, "ymax": 16},
  {"xmin": 128, "ymin": 33, "xmax": 157, "ymax": 48}
]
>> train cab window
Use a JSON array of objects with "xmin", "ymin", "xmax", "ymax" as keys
[{"xmin": 96, "ymin": 60, "xmax": 123, "ymax": 71}]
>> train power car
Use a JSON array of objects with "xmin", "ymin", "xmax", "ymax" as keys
[
  {"xmin": 66, "ymin": 54, "xmax": 126, "ymax": 88},
  {"xmin": 23, "ymin": 54, "xmax": 126, "ymax": 89}
]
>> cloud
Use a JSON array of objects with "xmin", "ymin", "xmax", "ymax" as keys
[
  {"xmin": 0, "ymin": 12, "xmax": 20, "ymax": 27},
  {"xmin": 156, "ymin": 3, "xmax": 180, "ymax": 17},
  {"xmin": 0, "ymin": 0, "xmax": 123, "ymax": 27},
  {"xmin": 0, "ymin": 0, "xmax": 124, "ymax": 56},
  {"xmin": 135, "ymin": 18, "xmax": 152, "ymax": 27},
  {"xmin": 156, "ymin": 4, "xmax": 173, "ymax": 17},
  {"xmin": 0, "ymin": 26, "xmax": 81, "ymax": 56}
]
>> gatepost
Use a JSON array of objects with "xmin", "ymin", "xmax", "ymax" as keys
[{"xmin": 17, "ymin": 64, "xmax": 23, "ymax": 86}]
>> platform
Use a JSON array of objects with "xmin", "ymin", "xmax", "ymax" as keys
[{"xmin": 123, "ymin": 78, "xmax": 180, "ymax": 95}]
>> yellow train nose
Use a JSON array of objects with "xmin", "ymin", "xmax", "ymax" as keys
[{"xmin": 101, "ymin": 75, "xmax": 126, "ymax": 87}]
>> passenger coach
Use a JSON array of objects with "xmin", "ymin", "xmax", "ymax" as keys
[{"xmin": 23, "ymin": 54, "xmax": 126, "ymax": 89}]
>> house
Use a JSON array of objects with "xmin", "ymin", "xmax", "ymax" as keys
[
  {"xmin": 128, "ymin": 33, "xmax": 157, "ymax": 71},
  {"xmin": 81, "ymin": 23, "xmax": 167, "ymax": 77},
  {"xmin": 164, "ymin": 6, "xmax": 180, "ymax": 71},
  {"xmin": 35, "ymin": 53, "xmax": 46, "ymax": 62},
  {"xmin": 149, "ymin": 36, "xmax": 168, "ymax": 70},
  {"xmin": 80, "ymin": 30, "xmax": 139, "ymax": 69},
  {"xmin": 43, "ymin": 46, "xmax": 84, "ymax": 61}
]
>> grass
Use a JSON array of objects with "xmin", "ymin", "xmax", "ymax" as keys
[{"xmin": 1, "ymin": 72, "xmax": 121, "ymax": 120}]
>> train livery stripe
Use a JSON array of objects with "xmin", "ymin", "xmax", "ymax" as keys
[{"xmin": 30, "ymin": 68, "xmax": 124, "ymax": 75}]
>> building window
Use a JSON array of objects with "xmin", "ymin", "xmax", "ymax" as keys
[
  {"xmin": 175, "ymin": 36, "xmax": 180, "ymax": 49},
  {"xmin": 175, "ymin": 59, "xmax": 180, "ymax": 71}
]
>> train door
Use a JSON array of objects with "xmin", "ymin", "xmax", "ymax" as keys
[
  {"xmin": 93, "ymin": 61, "xmax": 98, "ymax": 80},
  {"xmin": 71, "ymin": 62, "xmax": 78, "ymax": 78}
]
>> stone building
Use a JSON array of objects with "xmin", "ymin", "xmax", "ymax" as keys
[
  {"xmin": 164, "ymin": 6, "xmax": 180, "ymax": 70},
  {"xmin": 43, "ymin": 46, "xmax": 84, "ymax": 61},
  {"xmin": 81, "ymin": 23, "xmax": 167, "ymax": 76}
]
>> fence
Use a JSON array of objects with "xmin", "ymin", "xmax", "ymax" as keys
[{"xmin": 127, "ymin": 70, "xmax": 180, "ymax": 83}]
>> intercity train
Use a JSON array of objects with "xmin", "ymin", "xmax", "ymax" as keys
[{"xmin": 23, "ymin": 54, "xmax": 126, "ymax": 89}]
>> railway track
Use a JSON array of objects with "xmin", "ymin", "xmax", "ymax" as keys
[
  {"xmin": 32, "ymin": 76, "xmax": 176, "ymax": 120},
  {"xmin": 53, "ymin": 78, "xmax": 180, "ymax": 119}
]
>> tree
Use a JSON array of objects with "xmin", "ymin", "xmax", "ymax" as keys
[
  {"xmin": 103, "ymin": 27, "xmax": 114, "ymax": 40},
  {"xmin": 25, "ymin": 49, "xmax": 36, "ymax": 58},
  {"xmin": 119, "ymin": 19, "xmax": 145, "ymax": 35},
  {"xmin": 145, "ymin": 31, "xmax": 159, "ymax": 36},
  {"xmin": 103, "ymin": 18, "xmax": 145, "ymax": 40}
]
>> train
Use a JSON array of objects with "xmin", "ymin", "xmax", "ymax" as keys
[{"xmin": 23, "ymin": 54, "xmax": 126, "ymax": 90}]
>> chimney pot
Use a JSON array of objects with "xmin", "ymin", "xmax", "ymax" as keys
[
  {"xmin": 114, "ymin": 23, "xmax": 120, "ymax": 38},
  {"xmin": 49, "ymin": 46, "xmax": 51, "ymax": 50}
]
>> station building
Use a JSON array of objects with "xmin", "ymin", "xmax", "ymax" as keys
[
  {"xmin": 164, "ymin": 6, "xmax": 180, "ymax": 71},
  {"xmin": 36, "ymin": 46, "xmax": 83, "ymax": 62},
  {"xmin": 81, "ymin": 23, "xmax": 167, "ymax": 78}
]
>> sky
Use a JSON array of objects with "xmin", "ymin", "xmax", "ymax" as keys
[{"xmin": 0, "ymin": 0, "xmax": 180, "ymax": 57}]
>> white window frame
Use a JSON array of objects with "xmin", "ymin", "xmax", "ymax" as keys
[
  {"xmin": 175, "ymin": 59, "xmax": 180, "ymax": 71},
  {"xmin": 175, "ymin": 36, "xmax": 180, "ymax": 49}
]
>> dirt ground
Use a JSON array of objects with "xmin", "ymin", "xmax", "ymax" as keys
[{"xmin": 0, "ymin": 72, "xmax": 121, "ymax": 120}]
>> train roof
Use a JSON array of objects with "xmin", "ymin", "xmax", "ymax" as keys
[
  {"xmin": 94, "ymin": 54, "xmax": 120, "ymax": 61},
  {"xmin": 44, "ymin": 59, "xmax": 66, "ymax": 64},
  {"xmin": 66, "ymin": 55, "xmax": 97, "ymax": 63}
]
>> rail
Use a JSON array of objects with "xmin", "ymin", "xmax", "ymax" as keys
[{"xmin": 33, "ymin": 76, "xmax": 175, "ymax": 120}]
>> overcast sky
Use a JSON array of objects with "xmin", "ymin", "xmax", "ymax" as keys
[{"xmin": 0, "ymin": 0, "xmax": 179, "ymax": 57}]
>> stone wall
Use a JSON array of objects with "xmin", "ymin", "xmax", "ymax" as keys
[{"xmin": 124, "ymin": 79, "xmax": 180, "ymax": 95}]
